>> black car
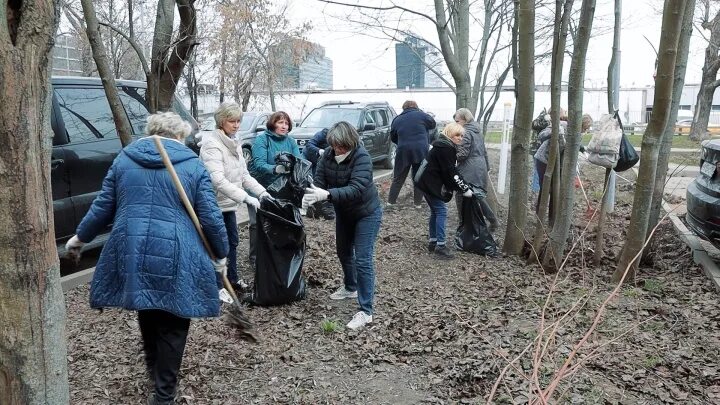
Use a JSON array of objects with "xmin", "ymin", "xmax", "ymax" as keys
[
  {"xmin": 686, "ymin": 139, "xmax": 720, "ymax": 245},
  {"xmin": 289, "ymin": 101, "xmax": 397, "ymax": 169},
  {"xmin": 51, "ymin": 76, "xmax": 197, "ymax": 252}
]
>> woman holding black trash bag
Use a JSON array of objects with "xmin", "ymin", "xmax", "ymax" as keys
[
  {"xmin": 200, "ymin": 102, "xmax": 269, "ymax": 292},
  {"xmin": 302, "ymin": 121, "xmax": 383, "ymax": 330},
  {"xmin": 64, "ymin": 112, "xmax": 229, "ymax": 405},
  {"xmin": 247, "ymin": 111, "xmax": 301, "ymax": 265},
  {"xmin": 414, "ymin": 122, "xmax": 473, "ymax": 260}
]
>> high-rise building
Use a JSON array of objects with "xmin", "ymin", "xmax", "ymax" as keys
[
  {"xmin": 52, "ymin": 34, "xmax": 84, "ymax": 76},
  {"xmin": 275, "ymin": 39, "xmax": 333, "ymax": 90},
  {"xmin": 395, "ymin": 35, "xmax": 446, "ymax": 89}
]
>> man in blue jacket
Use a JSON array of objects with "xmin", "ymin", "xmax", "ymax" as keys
[{"xmin": 387, "ymin": 100, "xmax": 436, "ymax": 207}]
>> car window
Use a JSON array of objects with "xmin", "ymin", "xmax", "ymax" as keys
[
  {"xmin": 373, "ymin": 109, "xmax": 389, "ymax": 127},
  {"xmin": 55, "ymin": 87, "xmax": 119, "ymax": 142},
  {"xmin": 118, "ymin": 86, "xmax": 151, "ymax": 134},
  {"xmin": 240, "ymin": 115, "xmax": 255, "ymax": 131},
  {"xmin": 301, "ymin": 108, "xmax": 362, "ymax": 128},
  {"xmin": 363, "ymin": 111, "xmax": 375, "ymax": 126}
]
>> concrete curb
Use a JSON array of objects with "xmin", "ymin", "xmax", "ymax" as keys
[
  {"xmin": 60, "ymin": 170, "xmax": 396, "ymax": 292},
  {"xmin": 662, "ymin": 199, "xmax": 720, "ymax": 292}
]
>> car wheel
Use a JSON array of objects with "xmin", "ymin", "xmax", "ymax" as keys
[
  {"xmin": 382, "ymin": 143, "xmax": 396, "ymax": 169},
  {"xmin": 242, "ymin": 147, "xmax": 252, "ymax": 162}
]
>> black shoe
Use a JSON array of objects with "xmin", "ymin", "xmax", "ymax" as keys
[
  {"xmin": 428, "ymin": 241, "xmax": 437, "ymax": 252},
  {"xmin": 434, "ymin": 244, "xmax": 454, "ymax": 259}
]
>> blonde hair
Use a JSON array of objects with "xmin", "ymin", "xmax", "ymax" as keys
[
  {"xmin": 145, "ymin": 112, "xmax": 192, "ymax": 140},
  {"xmin": 442, "ymin": 122, "xmax": 465, "ymax": 140},
  {"xmin": 214, "ymin": 102, "xmax": 243, "ymax": 129}
]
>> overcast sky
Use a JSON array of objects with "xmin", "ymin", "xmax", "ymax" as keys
[{"xmin": 281, "ymin": 0, "xmax": 710, "ymax": 90}]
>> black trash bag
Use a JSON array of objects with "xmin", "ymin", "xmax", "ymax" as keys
[
  {"xmin": 246, "ymin": 197, "xmax": 306, "ymax": 306},
  {"xmin": 267, "ymin": 152, "xmax": 313, "ymax": 206},
  {"xmin": 455, "ymin": 194, "xmax": 498, "ymax": 256},
  {"xmin": 614, "ymin": 133, "xmax": 639, "ymax": 172}
]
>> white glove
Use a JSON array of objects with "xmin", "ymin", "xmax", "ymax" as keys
[
  {"xmin": 319, "ymin": 148, "xmax": 325, "ymax": 156},
  {"xmin": 66, "ymin": 235, "xmax": 84, "ymax": 250},
  {"xmin": 212, "ymin": 258, "xmax": 228, "ymax": 276},
  {"xmin": 463, "ymin": 189, "xmax": 473, "ymax": 198},
  {"xmin": 303, "ymin": 185, "xmax": 330, "ymax": 205},
  {"xmin": 245, "ymin": 195, "xmax": 260, "ymax": 209},
  {"xmin": 258, "ymin": 191, "xmax": 270, "ymax": 201},
  {"xmin": 274, "ymin": 165, "xmax": 288, "ymax": 174}
]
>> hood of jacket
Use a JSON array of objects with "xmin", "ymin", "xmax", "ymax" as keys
[{"xmin": 124, "ymin": 136, "xmax": 197, "ymax": 168}]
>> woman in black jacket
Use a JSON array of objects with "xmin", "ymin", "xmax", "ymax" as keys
[
  {"xmin": 415, "ymin": 123, "xmax": 473, "ymax": 259},
  {"xmin": 301, "ymin": 121, "xmax": 382, "ymax": 330}
]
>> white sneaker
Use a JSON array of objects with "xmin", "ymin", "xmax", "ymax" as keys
[
  {"xmin": 347, "ymin": 311, "xmax": 373, "ymax": 330},
  {"xmin": 218, "ymin": 288, "xmax": 234, "ymax": 304},
  {"xmin": 329, "ymin": 286, "xmax": 358, "ymax": 300},
  {"xmin": 237, "ymin": 279, "xmax": 249, "ymax": 289}
]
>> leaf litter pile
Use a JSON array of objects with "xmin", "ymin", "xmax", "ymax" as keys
[{"xmin": 65, "ymin": 155, "xmax": 720, "ymax": 404}]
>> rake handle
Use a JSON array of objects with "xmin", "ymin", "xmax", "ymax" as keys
[{"xmin": 152, "ymin": 137, "xmax": 241, "ymax": 304}]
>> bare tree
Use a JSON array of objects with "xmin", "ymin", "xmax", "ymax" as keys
[
  {"xmin": 647, "ymin": 0, "xmax": 697, "ymax": 239},
  {"xmin": 503, "ymin": 0, "xmax": 534, "ymax": 256},
  {"xmin": 529, "ymin": 0, "xmax": 574, "ymax": 263},
  {"xmin": 543, "ymin": 0, "xmax": 596, "ymax": 268},
  {"xmin": 0, "ymin": 0, "xmax": 69, "ymax": 402},
  {"xmin": 689, "ymin": 2, "xmax": 720, "ymax": 141},
  {"xmin": 80, "ymin": 0, "xmax": 134, "ymax": 146},
  {"xmin": 616, "ymin": 0, "xmax": 687, "ymax": 280}
]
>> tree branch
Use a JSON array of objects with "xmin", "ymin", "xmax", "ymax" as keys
[
  {"xmin": 316, "ymin": 0, "xmax": 438, "ymax": 24},
  {"xmin": 98, "ymin": 20, "xmax": 150, "ymax": 76}
]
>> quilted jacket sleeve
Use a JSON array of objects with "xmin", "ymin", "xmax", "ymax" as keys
[
  {"xmin": 313, "ymin": 156, "xmax": 328, "ymax": 189},
  {"xmin": 327, "ymin": 151, "xmax": 373, "ymax": 204},
  {"xmin": 200, "ymin": 140, "xmax": 249, "ymax": 204},
  {"xmin": 237, "ymin": 150, "xmax": 265, "ymax": 197},
  {"xmin": 76, "ymin": 156, "xmax": 118, "ymax": 243},
  {"xmin": 193, "ymin": 163, "xmax": 229, "ymax": 259}
]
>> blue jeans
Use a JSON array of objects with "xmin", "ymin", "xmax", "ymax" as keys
[
  {"xmin": 335, "ymin": 206, "xmax": 383, "ymax": 315},
  {"xmin": 425, "ymin": 194, "xmax": 448, "ymax": 245},
  {"xmin": 218, "ymin": 211, "xmax": 239, "ymax": 288}
]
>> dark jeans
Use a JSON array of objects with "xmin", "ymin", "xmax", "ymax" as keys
[
  {"xmin": 425, "ymin": 194, "xmax": 448, "ymax": 245},
  {"xmin": 218, "ymin": 211, "xmax": 239, "ymax": 288},
  {"xmin": 335, "ymin": 206, "xmax": 383, "ymax": 315},
  {"xmin": 455, "ymin": 194, "xmax": 497, "ymax": 229},
  {"xmin": 534, "ymin": 159, "xmax": 555, "ymax": 221},
  {"xmin": 138, "ymin": 310, "xmax": 190, "ymax": 403},
  {"xmin": 388, "ymin": 162, "xmax": 423, "ymax": 205}
]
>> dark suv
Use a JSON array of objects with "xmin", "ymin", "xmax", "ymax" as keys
[
  {"xmin": 289, "ymin": 101, "xmax": 397, "ymax": 168},
  {"xmin": 51, "ymin": 76, "xmax": 197, "ymax": 252}
]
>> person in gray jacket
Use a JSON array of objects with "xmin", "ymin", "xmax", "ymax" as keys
[{"xmin": 453, "ymin": 108, "xmax": 499, "ymax": 232}]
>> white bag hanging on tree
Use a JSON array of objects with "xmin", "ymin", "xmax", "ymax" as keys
[{"xmin": 586, "ymin": 113, "xmax": 622, "ymax": 168}]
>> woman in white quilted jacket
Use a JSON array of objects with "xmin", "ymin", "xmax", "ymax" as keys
[{"xmin": 200, "ymin": 102, "xmax": 269, "ymax": 292}]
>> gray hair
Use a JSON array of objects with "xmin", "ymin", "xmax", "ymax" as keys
[
  {"xmin": 327, "ymin": 121, "xmax": 360, "ymax": 150},
  {"xmin": 454, "ymin": 108, "xmax": 475, "ymax": 123},
  {"xmin": 145, "ymin": 112, "xmax": 192, "ymax": 140},
  {"xmin": 214, "ymin": 102, "xmax": 243, "ymax": 129}
]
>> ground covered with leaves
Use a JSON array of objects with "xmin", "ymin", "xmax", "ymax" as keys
[{"xmin": 65, "ymin": 157, "xmax": 720, "ymax": 404}]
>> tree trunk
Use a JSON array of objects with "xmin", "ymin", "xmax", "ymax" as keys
[
  {"xmin": 544, "ymin": 0, "xmax": 596, "ymax": 269},
  {"xmin": 268, "ymin": 71, "xmax": 277, "ymax": 111},
  {"xmin": 148, "ymin": 0, "xmax": 198, "ymax": 112},
  {"xmin": 647, "ymin": 0, "xmax": 697, "ymax": 238},
  {"xmin": 218, "ymin": 35, "xmax": 227, "ymax": 104},
  {"xmin": 595, "ymin": 0, "xmax": 622, "ymax": 267},
  {"xmin": 615, "ymin": 0, "xmax": 686, "ymax": 281},
  {"xmin": 503, "ymin": 0, "xmax": 534, "ymax": 256},
  {"xmin": 81, "ymin": 0, "xmax": 134, "ymax": 147},
  {"xmin": 689, "ymin": 8, "xmax": 720, "ymax": 141},
  {"xmin": 529, "ymin": 0, "xmax": 574, "ymax": 264},
  {"xmin": 0, "ymin": 1, "xmax": 69, "ymax": 403}
]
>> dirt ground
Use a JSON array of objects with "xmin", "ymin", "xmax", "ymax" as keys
[{"xmin": 65, "ymin": 152, "xmax": 720, "ymax": 404}]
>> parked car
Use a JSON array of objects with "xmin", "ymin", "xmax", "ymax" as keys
[
  {"xmin": 289, "ymin": 101, "xmax": 397, "ymax": 168},
  {"xmin": 51, "ymin": 76, "xmax": 198, "ymax": 253},
  {"xmin": 686, "ymin": 139, "xmax": 720, "ymax": 246},
  {"xmin": 187, "ymin": 111, "xmax": 272, "ymax": 161}
]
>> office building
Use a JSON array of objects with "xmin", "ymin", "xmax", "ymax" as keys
[{"xmin": 395, "ymin": 35, "xmax": 446, "ymax": 89}]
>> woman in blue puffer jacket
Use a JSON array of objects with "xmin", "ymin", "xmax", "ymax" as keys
[
  {"xmin": 64, "ymin": 112, "xmax": 229, "ymax": 405},
  {"xmin": 250, "ymin": 110, "xmax": 301, "ymax": 187}
]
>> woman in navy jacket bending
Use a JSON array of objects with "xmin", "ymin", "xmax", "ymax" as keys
[{"xmin": 64, "ymin": 112, "xmax": 229, "ymax": 405}]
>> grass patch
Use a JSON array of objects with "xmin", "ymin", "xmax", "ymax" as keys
[
  {"xmin": 320, "ymin": 319, "xmax": 342, "ymax": 334},
  {"xmin": 643, "ymin": 355, "xmax": 663, "ymax": 369},
  {"xmin": 643, "ymin": 278, "xmax": 664, "ymax": 294}
]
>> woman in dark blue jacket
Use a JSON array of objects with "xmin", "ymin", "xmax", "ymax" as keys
[
  {"xmin": 64, "ymin": 112, "xmax": 228, "ymax": 405},
  {"xmin": 301, "ymin": 121, "xmax": 382, "ymax": 330}
]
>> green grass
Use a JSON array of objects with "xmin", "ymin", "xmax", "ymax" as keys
[
  {"xmin": 642, "ymin": 355, "xmax": 663, "ymax": 369},
  {"xmin": 643, "ymin": 278, "xmax": 664, "ymax": 294},
  {"xmin": 320, "ymin": 319, "xmax": 342, "ymax": 334},
  {"xmin": 485, "ymin": 131, "xmax": 704, "ymax": 150}
]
